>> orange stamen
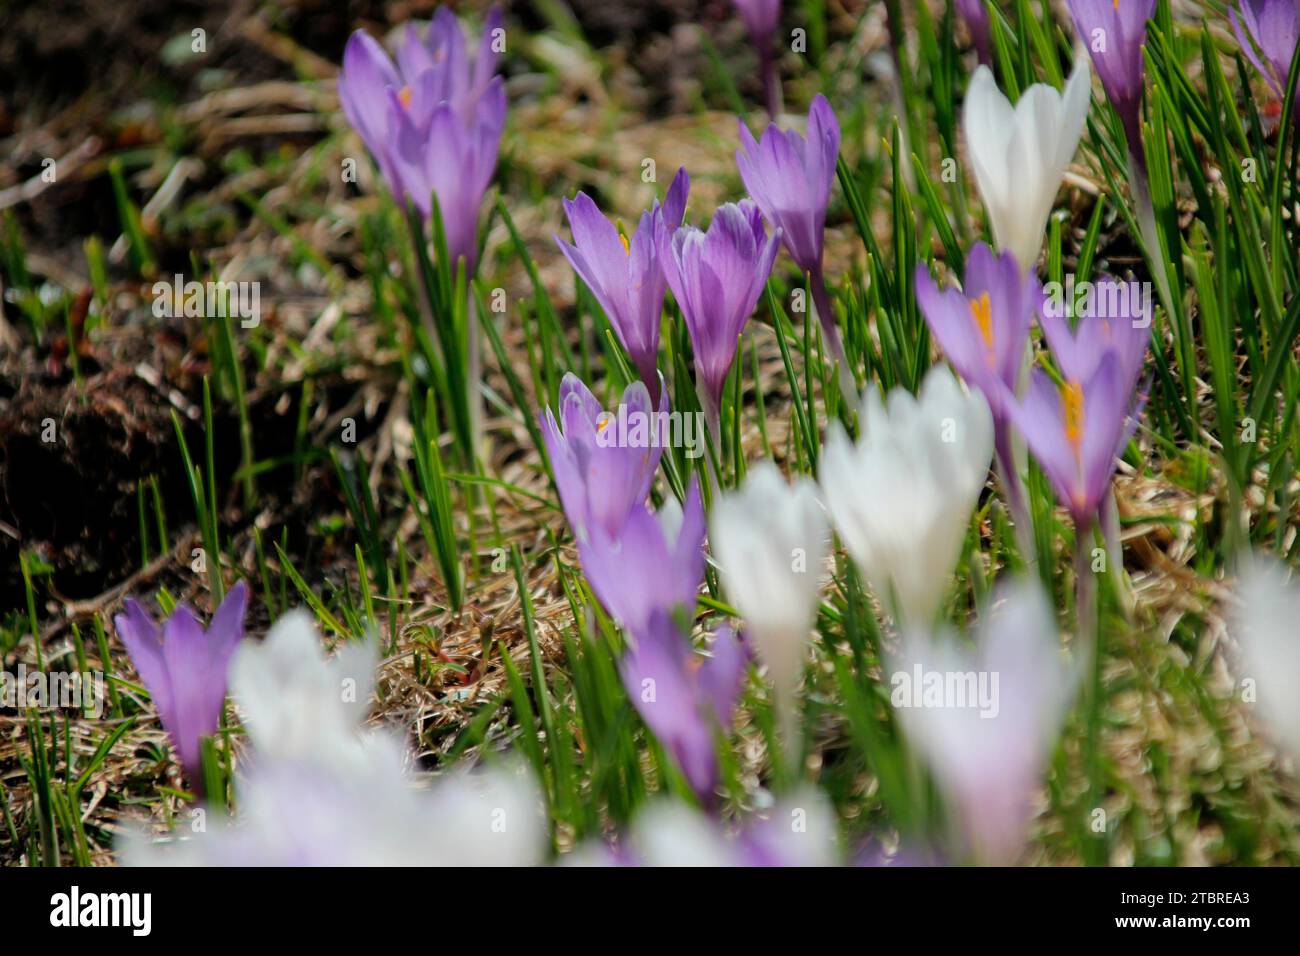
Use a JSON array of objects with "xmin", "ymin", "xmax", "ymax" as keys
[
  {"xmin": 398, "ymin": 86, "xmax": 413, "ymax": 109},
  {"xmin": 619, "ymin": 232, "xmax": 630, "ymax": 256},
  {"xmin": 1062, "ymin": 379, "xmax": 1085, "ymax": 454},
  {"xmin": 969, "ymin": 292, "xmax": 994, "ymax": 350}
]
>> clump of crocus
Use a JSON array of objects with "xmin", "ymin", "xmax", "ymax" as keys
[
  {"xmin": 915, "ymin": 243, "xmax": 1037, "ymax": 543},
  {"xmin": 555, "ymin": 169, "xmax": 689, "ymax": 403},
  {"xmin": 114, "ymin": 581, "xmax": 248, "ymax": 783},
  {"xmin": 711, "ymin": 461, "xmax": 828, "ymax": 759},
  {"xmin": 731, "ymin": 0, "xmax": 783, "ymax": 116},
  {"xmin": 1068, "ymin": 0, "xmax": 1156, "ymax": 152},
  {"xmin": 735, "ymin": 96, "xmax": 855, "ymax": 400},
  {"xmin": 1231, "ymin": 555, "xmax": 1300, "ymax": 758},
  {"xmin": 620, "ymin": 610, "xmax": 749, "ymax": 806},
  {"xmin": 1230, "ymin": 0, "xmax": 1300, "ymax": 128},
  {"xmin": 963, "ymin": 56, "xmax": 1092, "ymax": 273},
  {"xmin": 890, "ymin": 580, "xmax": 1076, "ymax": 864},
  {"xmin": 659, "ymin": 199, "xmax": 780, "ymax": 436},
  {"xmin": 540, "ymin": 373, "xmax": 665, "ymax": 543},
  {"xmin": 819, "ymin": 365, "xmax": 993, "ymax": 628},
  {"xmin": 579, "ymin": 481, "xmax": 706, "ymax": 635},
  {"xmin": 338, "ymin": 8, "xmax": 505, "ymax": 271},
  {"xmin": 954, "ymin": 0, "xmax": 994, "ymax": 66}
]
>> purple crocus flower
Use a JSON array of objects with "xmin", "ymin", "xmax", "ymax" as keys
[
  {"xmin": 915, "ymin": 243, "xmax": 1037, "ymax": 532},
  {"xmin": 393, "ymin": 6, "xmax": 504, "ymax": 121},
  {"xmin": 731, "ymin": 0, "xmax": 783, "ymax": 116},
  {"xmin": 1038, "ymin": 284, "xmax": 1150, "ymax": 389},
  {"xmin": 954, "ymin": 0, "xmax": 993, "ymax": 66},
  {"xmin": 337, "ymin": 8, "xmax": 505, "ymax": 270},
  {"xmin": 1230, "ymin": 1, "xmax": 1300, "ymax": 127},
  {"xmin": 580, "ymin": 481, "xmax": 706, "ymax": 634},
  {"xmin": 555, "ymin": 169, "xmax": 689, "ymax": 404},
  {"xmin": 620, "ymin": 611, "xmax": 749, "ymax": 806},
  {"xmin": 540, "ymin": 372, "xmax": 665, "ymax": 543},
  {"xmin": 384, "ymin": 81, "xmax": 506, "ymax": 272},
  {"xmin": 915, "ymin": 243, "xmax": 1037, "ymax": 426},
  {"xmin": 1068, "ymin": 0, "xmax": 1156, "ymax": 149},
  {"xmin": 735, "ymin": 96, "xmax": 848, "ymax": 375},
  {"xmin": 1003, "ymin": 316, "xmax": 1147, "ymax": 527},
  {"xmin": 114, "ymin": 581, "xmax": 248, "ymax": 781},
  {"xmin": 659, "ymin": 200, "xmax": 779, "ymax": 429}
]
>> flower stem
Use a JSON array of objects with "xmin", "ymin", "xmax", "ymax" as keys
[
  {"xmin": 809, "ymin": 267, "xmax": 857, "ymax": 407},
  {"xmin": 697, "ymin": 382, "xmax": 722, "ymax": 496},
  {"xmin": 759, "ymin": 43, "xmax": 782, "ymax": 119},
  {"xmin": 1127, "ymin": 150, "xmax": 1175, "ymax": 325},
  {"xmin": 466, "ymin": 288, "xmax": 485, "ymax": 463},
  {"xmin": 994, "ymin": 422, "xmax": 1035, "ymax": 564},
  {"xmin": 1075, "ymin": 520, "xmax": 1105, "ymax": 866}
]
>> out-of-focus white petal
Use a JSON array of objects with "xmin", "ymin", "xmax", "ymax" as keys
[
  {"xmin": 1233, "ymin": 555, "xmax": 1300, "ymax": 757},
  {"xmin": 888, "ymin": 580, "xmax": 1074, "ymax": 864}
]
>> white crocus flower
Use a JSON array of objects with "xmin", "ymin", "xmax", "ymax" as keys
[
  {"xmin": 122, "ymin": 754, "xmax": 546, "ymax": 867},
  {"xmin": 1232, "ymin": 556, "xmax": 1300, "ymax": 758},
  {"xmin": 963, "ymin": 55, "xmax": 1092, "ymax": 273},
  {"xmin": 889, "ymin": 580, "xmax": 1076, "ymax": 865},
  {"xmin": 228, "ymin": 609, "xmax": 380, "ymax": 774},
  {"xmin": 820, "ymin": 365, "xmax": 993, "ymax": 629},
  {"xmin": 711, "ymin": 462, "xmax": 829, "ymax": 748}
]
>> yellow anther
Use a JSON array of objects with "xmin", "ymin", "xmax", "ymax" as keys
[
  {"xmin": 969, "ymin": 292, "xmax": 994, "ymax": 349},
  {"xmin": 398, "ymin": 86, "xmax": 413, "ymax": 109},
  {"xmin": 1062, "ymin": 379, "xmax": 1085, "ymax": 452}
]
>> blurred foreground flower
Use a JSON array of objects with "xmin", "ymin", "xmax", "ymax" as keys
[
  {"xmin": 338, "ymin": 8, "xmax": 505, "ymax": 270},
  {"xmin": 571, "ymin": 786, "xmax": 839, "ymax": 866},
  {"xmin": 660, "ymin": 199, "xmax": 779, "ymax": 432},
  {"xmin": 711, "ymin": 462, "xmax": 827, "ymax": 755},
  {"xmin": 820, "ymin": 366, "xmax": 993, "ymax": 628},
  {"xmin": 114, "ymin": 581, "xmax": 248, "ymax": 782},
  {"xmin": 890, "ymin": 581, "xmax": 1075, "ymax": 864},
  {"xmin": 124, "ymin": 608, "xmax": 545, "ymax": 866},
  {"xmin": 1232, "ymin": 556, "xmax": 1300, "ymax": 758},
  {"xmin": 735, "ymin": 96, "xmax": 854, "ymax": 399},
  {"xmin": 1230, "ymin": 0, "xmax": 1300, "ymax": 126},
  {"xmin": 620, "ymin": 612, "xmax": 749, "ymax": 805},
  {"xmin": 540, "ymin": 373, "xmax": 664, "ymax": 543},
  {"xmin": 229, "ymin": 609, "xmax": 378, "ymax": 774},
  {"xmin": 555, "ymin": 169, "xmax": 689, "ymax": 403},
  {"xmin": 963, "ymin": 56, "xmax": 1092, "ymax": 272},
  {"xmin": 124, "ymin": 748, "xmax": 544, "ymax": 867}
]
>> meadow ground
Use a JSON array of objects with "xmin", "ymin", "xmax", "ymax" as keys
[{"xmin": 1, "ymin": 0, "xmax": 1298, "ymax": 867}]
